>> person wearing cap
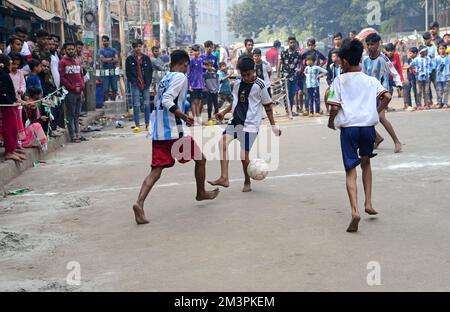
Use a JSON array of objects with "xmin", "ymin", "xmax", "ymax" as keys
[{"xmin": 409, "ymin": 46, "xmax": 434, "ymax": 110}]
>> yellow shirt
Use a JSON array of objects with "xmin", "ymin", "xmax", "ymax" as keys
[{"xmin": 447, "ymin": 47, "xmax": 450, "ymax": 55}]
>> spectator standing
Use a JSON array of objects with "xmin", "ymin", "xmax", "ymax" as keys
[
  {"xmin": 409, "ymin": 46, "xmax": 434, "ymax": 110},
  {"xmin": 203, "ymin": 60, "xmax": 220, "ymax": 124},
  {"xmin": 31, "ymin": 29, "xmax": 51, "ymax": 63},
  {"xmin": 435, "ymin": 43, "xmax": 449, "ymax": 109},
  {"xmin": 327, "ymin": 33, "xmax": 343, "ymax": 72},
  {"xmin": 429, "ymin": 21, "xmax": 443, "ymax": 46},
  {"xmin": 59, "ymin": 42, "xmax": 85, "ymax": 143},
  {"xmin": 125, "ymin": 39, "xmax": 153, "ymax": 133},
  {"xmin": 98, "ymin": 35, "xmax": 119, "ymax": 101},
  {"xmin": 423, "ymin": 32, "xmax": 438, "ymax": 106},
  {"xmin": 403, "ymin": 47, "xmax": 419, "ymax": 111},
  {"xmin": 188, "ymin": 44, "xmax": 205, "ymax": 124},
  {"xmin": 266, "ymin": 40, "xmax": 281, "ymax": 69},
  {"xmin": 6, "ymin": 26, "xmax": 32, "ymax": 62}
]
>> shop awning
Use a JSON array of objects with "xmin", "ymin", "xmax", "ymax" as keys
[{"xmin": 6, "ymin": 0, "xmax": 58, "ymax": 21}]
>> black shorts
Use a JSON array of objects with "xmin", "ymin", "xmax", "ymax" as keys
[{"xmin": 190, "ymin": 89, "xmax": 203, "ymax": 101}]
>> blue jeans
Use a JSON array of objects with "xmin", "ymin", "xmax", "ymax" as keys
[
  {"xmin": 102, "ymin": 75, "xmax": 118, "ymax": 100},
  {"xmin": 287, "ymin": 78, "xmax": 298, "ymax": 111},
  {"xmin": 130, "ymin": 84, "xmax": 151, "ymax": 127},
  {"xmin": 306, "ymin": 87, "xmax": 320, "ymax": 114},
  {"xmin": 403, "ymin": 79, "xmax": 418, "ymax": 107}
]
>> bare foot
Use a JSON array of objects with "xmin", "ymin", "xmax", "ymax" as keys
[
  {"xmin": 346, "ymin": 215, "xmax": 361, "ymax": 233},
  {"xmin": 242, "ymin": 183, "xmax": 252, "ymax": 192},
  {"xmin": 14, "ymin": 152, "xmax": 27, "ymax": 160},
  {"xmin": 207, "ymin": 177, "xmax": 230, "ymax": 188},
  {"xmin": 15, "ymin": 149, "xmax": 26, "ymax": 155},
  {"xmin": 365, "ymin": 204, "xmax": 378, "ymax": 215},
  {"xmin": 394, "ymin": 142, "xmax": 402, "ymax": 153},
  {"xmin": 196, "ymin": 188, "xmax": 220, "ymax": 201},
  {"xmin": 374, "ymin": 137, "xmax": 384, "ymax": 149},
  {"xmin": 5, "ymin": 153, "xmax": 22, "ymax": 162},
  {"xmin": 132, "ymin": 203, "xmax": 149, "ymax": 225}
]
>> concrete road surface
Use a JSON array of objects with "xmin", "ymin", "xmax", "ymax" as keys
[{"xmin": 1, "ymin": 108, "xmax": 450, "ymax": 292}]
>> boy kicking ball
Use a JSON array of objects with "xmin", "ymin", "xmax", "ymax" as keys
[
  {"xmin": 327, "ymin": 39, "xmax": 392, "ymax": 233},
  {"xmin": 208, "ymin": 56, "xmax": 281, "ymax": 192},
  {"xmin": 132, "ymin": 50, "xmax": 219, "ymax": 225}
]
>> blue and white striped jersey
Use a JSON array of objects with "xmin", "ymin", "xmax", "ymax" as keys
[
  {"xmin": 361, "ymin": 53, "xmax": 401, "ymax": 89},
  {"xmin": 150, "ymin": 72, "xmax": 188, "ymax": 141},
  {"xmin": 304, "ymin": 65, "xmax": 328, "ymax": 88},
  {"xmin": 435, "ymin": 54, "xmax": 450, "ymax": 82},
  {"xmin": 410, "ymin": 56, "xmax": 435, "ymax": 81},
  {"xmin": 427, "ymin": 45, "xmax": 438, "ymax": 59}
]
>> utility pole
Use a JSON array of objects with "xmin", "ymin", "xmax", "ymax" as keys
[
  {"xmin": 425, "ymin": 0, "xmax": 429, "ymax": 31},
  {"xmin": 118, "ymin": 0, "xmax": 127, "ymax": 102},
  {"xmin": 159, "ymin": 0, "xmax": 167, "ymax": 49},
  {"xmin": 432, "ymin": 0, "xmax": 437, "ymax": 23},
  {"xmin": 190, "ymin": 0, "xmax": 197, "ymax": 44},
  {"xmin": 98, "ymin": 0, "xmax": 112, "ymax": 39}
]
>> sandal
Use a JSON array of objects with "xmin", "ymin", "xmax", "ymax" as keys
[{"xmin": 71, "ymin": 138, "xmax": 82, "ymax": 143}]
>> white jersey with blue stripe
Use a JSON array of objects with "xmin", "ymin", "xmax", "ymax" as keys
[
  {"xmin": 410, "ymin": 56, "xmax": 435, "ymax": 81},
  {"xmin": 304, "ymin": 65, "xmax": 327, "ymax": 88},
  {"xmin": 435, "ymin": 54, "xmax": 450, "ymax": 82},
  {"xmin": 150, "ymin": 72, "xmax": 189, "ymax": 141},
  {"xmin": 361, "ymin": 53, "xmax": 401, "ymax": 89}
]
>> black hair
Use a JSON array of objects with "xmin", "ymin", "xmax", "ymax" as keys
[
  {"xmin": 204, "ymin": 60, "xmax": 213, "ymax": 66},
  {"xmin": 438, "ymin": 43, "xmax": 448, "ymax": 50},
  {"xmin": 35, "ymin": 29, "xmax": 49, "ymax": 38},
  {"xmin": 191, "ymin": 44, "xmax": 200, "ymax": 51},
  {"xmin": 305, "ymin": 54, "xmax": 316, "ymax": 62},
  {"xmin": 307, "ymin": 38, "xmax": 316, "ymax": 45},
  {"xmin": 9, "ymin": 52, "xmax": 24, "ymax": 67},
  {"xmin": 429, "ymin": 21, "xmax": 439, "ymax": 29},
  {"xmin": 418, "ymin": 45, "xmax": 427, "ymax": 52},
  {"xmin": 52, "ymin": 34, "xmax": 61, "ymax": 42},
  {"xmin": 219, "ymin": 62, "xmax": 227, "ymax": 67},
  {"xmin": 28, "ymin": 86, "xmax": 42, "ymax": 98},
  {"xmin": 63, "ymin": 42, "xmax": 76, "ymax": 50},
  {"xmin": 204, "ymin": 40, "xmax": 214, "ymax": 48},
  {"xmin": 333, "ymin": 32, "xmax": 343, "ymax": 39},
  {"xmin": 28, "ymin": 59, "xmax": 41, "ymax": 72},
  {"xmin": 132, "ymin": 39, "xmax": 143, "ymax": 49},
  {"xmin": 287, "ymin": 36, "xmax": 296, "ymax": 42},
  {"xmin": 349, "ymin": 30, "xmax": 357, "ymax": 35},
  {"xmin": 408, "ymin": 47, "xmax": 418, "ymax": 54},
  {"xmin": 0, "ymin": 54, "xmax": 11, "ymax": 73},
  {"xmin": 338, "ymin": 39, "xmax": 364, "ymax": 66},
  {"xmin": 102, "ymin": 35, "xmax": 110, "ymax": 41},
  {"xmin": 244, "ymin": 38, "xmax": 254, "ymax": 46},
  {"xmin": 365, "ymin": 33, "xmax": 381, "ymax": 43},
  {"xmin": 331, "ymin": 49, "xmax": 340, "ymax": 55},
  {"xmin": 7, "ymin": 35, "xmax": 23, "ymax": 45},
  {"xmin": 75, "ymin": 40, "xmax": 84, "ymax": 47},
  {"xmin": 151, "ymin": 46, "xmax": 160, "ymax": 53},
  {"xmin": 273, "ymin": 40, "xmax": 281, "ymax": 48},
  {"xmin": 253, "ymin": 48, "xmax": 262, "ymax": 55},
  {"xmin": 237, "ymin": 56, "xmax": 255, "ymax": 72},
  {"xmin": 170, "ymin": 49, "xmax": 190, "ymax": 67},
  {"xmin": 14, "ymin": 26, "xmax": 28, "ymax": 34},
  {"xmin": 444, "ymin": 33, "xmax": 450, "ymax": 38},
  {"xmin": 423, "ymin": 32, "xmax": 432, "ymax": 40},
  {"xmin": 384, "ymin": 43, "xmax": 395, "ymax": 52}
]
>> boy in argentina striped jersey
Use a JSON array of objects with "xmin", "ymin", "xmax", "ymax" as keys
[
  {"xmin": 132, "ymin": 50, "xmax": 220, "ymax": 225},
  {"xmin": 362, "ymin": 33, "xmax": 403, "ymax": 154}
]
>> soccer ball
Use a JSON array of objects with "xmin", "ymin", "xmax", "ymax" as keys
[{"xmin": 247, "ymin": 159, "xmax": 269, "ymax": 181}]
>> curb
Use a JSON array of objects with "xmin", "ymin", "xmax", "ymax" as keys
[{"xmin": 0, "ymin": 110, "xmax": 105, "ymax": 189}]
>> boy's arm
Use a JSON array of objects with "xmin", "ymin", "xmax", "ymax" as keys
[
  {"xmin": 161, "ymin": 75, "xmax": 193, "ymax": 125},
  {"xmin": 263, "ymin": 103, "xmax": 281, "ymax": 136},
  {"xmin": 377, "ymin": 91, "xmax": 392, "ymax": 114},
  {"xmin": 327, "ymin": 104, "xmax": 340, "ymax": 130}
]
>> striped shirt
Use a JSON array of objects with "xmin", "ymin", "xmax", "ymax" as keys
[
  {"xmin": 150, "ymin": 72, "xmax": 189, "ymax": 141},
  {"xmin": 304, "ymin": 65, "xmax": 328, "ymax": 88},
  {"xmin": 410, "ymin": 56, "xmax": 435, "ymax": 81},
  {"xmin": 361, "ymin": 53, "xmax": 401, "ymax": 89},
  {"xmin": 426, "ymin": 45, "xmax": 438, "ymax": 59},
  {"xmin": 435, "ymin": 54, "xmax": 450, "ymax": 82}
]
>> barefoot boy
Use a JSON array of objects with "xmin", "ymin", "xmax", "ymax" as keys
[
  {"xmin": 132, "ymin": 50, "xmax": 219, "ymax": 225},
  {"xmin": 208, "ymin": 56, "xmax": 281, "ymax": 192},
  {"xmin": 327, "ymin": 39, "xmax": 392, "ymax": 233}
]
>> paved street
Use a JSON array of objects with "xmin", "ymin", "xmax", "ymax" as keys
[{"xmin": 1, "ymin": 106, "xmax": 450, "ymax": 291}]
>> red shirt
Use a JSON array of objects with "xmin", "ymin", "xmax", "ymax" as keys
[
  {"xmin": 136, "ymin": 55, "xmax": 145, "ymax": 91},
  {"xmin": 266, "ymin": 47, "xmax": 278, "ymax": 67},
  {"xmin": 389, "ymin": 52, "xmax": 404, "ymax": 82}
]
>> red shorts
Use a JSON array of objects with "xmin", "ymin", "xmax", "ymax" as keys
[{"xmin": 151, "ymin": 136, "xmax": 202, "ymax": 168}]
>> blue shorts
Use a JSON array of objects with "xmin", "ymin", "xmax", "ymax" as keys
[
  {"xmin": 224, "ymin": 125, "xmax": 258, "ymax": 152},
  {"xmin": 296, "ymin": 76, "xmax": 305, "ymax": 92},
  {"xmin": 340, "ymin": 126, "xmax": 376, "ymax": 171}
]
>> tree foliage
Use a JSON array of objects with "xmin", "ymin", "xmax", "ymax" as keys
[{"xmin": 227, "ymin": 0, "xmax": 441, "ymax": 40}]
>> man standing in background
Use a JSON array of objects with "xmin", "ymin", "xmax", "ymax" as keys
[{"xmin": 99, "ymin": 35, "xmax": 119, "ymax": 101}]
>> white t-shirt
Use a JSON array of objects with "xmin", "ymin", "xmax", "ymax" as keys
[
  {"xmin": 50, "ymin": 53, "xmax": 61, "ymax": 88},
  {"xmin": 255, "ymin": 61, "xmax": 272, "ymax": 89},
  {"xmin": 6, "ymin": 41, "xmax": 31, "ymax": 57},
  {"xmin": 327, "ymin": 72, "xmax": 387, "ymax": 129},
  {"xmin": 229, "ymin": 78, "xmax": 272, "ymax": 133}
]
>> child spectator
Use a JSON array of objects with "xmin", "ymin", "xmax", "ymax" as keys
[
  {"xmin": 188, "ymin": 44, "xmax": 205, "ymax": 124},
  {"xmin": 304, "ymin": 54, "xmax": 327, "ymax": 117},
  {"xmin": 410, "ymin": 46, "xmax": 435, "ymax": 110},
  {"xmin": 253, "ymin": 48, "xmax": 272, "ymax": 96},
  {"xmin": 435, "ymin": 43, "xmax": 449, "ymax": 109},
  {"xmin": 203, "ymin": 60, "xmax": 220, "ymax": 124},
  {"xmin": 384, "ymin": 43, "xmax": 404, "ymax": 97},
  {"xmin": 21, "ymin": 87, "xmax": 48, "ymax": 150},
  {"xmin": 403, "ymin": 47, "xmax": 419, "ymax": 111},
  {"xmin": 326, "ymin": 49, "xmax": 341, "ymax": 114},
  {"xmin": 327, "ymin": 39, "xmax": 392, "ymax": 233},
  {"xmin": 423, "ymin": 32, "xmax": 438, "ymax": 106},
  {"xmin": 26, "ymin": 59, "xmax": 43, "ymax": 95},
  {"xmin": 218, "ymin": 62, "xmax": 233, "ymax": 109}
]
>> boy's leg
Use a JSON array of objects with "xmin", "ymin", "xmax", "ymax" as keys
[
  {"xmin": 143, "ymin": 89, "xmax": 151, "ymax": 128},
  {"xmin": 361, "ymin": 156, "xmax": 377, "ymax": 215},
  {"xmin": 307, "ymin": 88, "xmax": 313, "ymax": 114},
  {"xmin": 206, "ymin": 93, "xmax": 213, "ymax": 120},
  {"xmin": 133, "ymin": 166, "xmax": 164, "ymax": 224},
  {"xmin": 131, "ymin": 85, "xmax": 141, "ymax": 127},
  {"xmin": 241, "ymin": 150, "xmax": 252, "ymax": 192},
  {"xmin": 65, "ymin": 93, "xmax": 76, "ymax": 140},
  {"xmin": 436, "ymin": 82, "xmax": 444, "ymax": 107},
  {"xmin": 417, "ymin": 81, "xmax": 424, "ymax": 107},
  {"xmin": 403, "ymin": 81, "xmax": 412, "ymax": 107},
  {"xmin": 443, "ymin": 81, "xmax": 449, "ymax": 107},
  {"xmin": 314, "ymin": 86, "xmax": 320, "ymax": 114},
  {"xmin": 194, "ymin": 154, "xmax": 220, "ymax": 201},
  {"xmin": 345, "ymin": 167, "xmax": 360, "ymax": 232},
  {"xmin": 208, "ymin": 133, "xmax": 235, "ymax": 187},
  {"xmin": 73, "ymin": 93, "xmax": 81, "ymax": 138},
  {"xmin": 412, "ymin": 79, "xmax": 419, "ymax": 108},
  {"xmin": 212, "ymin": 93, "xmax": 219, "ymax": 116},
  {"xmin": 424, "ymin": 80, "xmax": 431, "ymax": 107},
  {"xmin": 379, "ymin": 110, "xmax": 402, "ymax": 153}
]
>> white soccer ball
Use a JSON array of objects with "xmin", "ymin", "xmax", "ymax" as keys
[{"xmin": 247, "ymin": 159, "xmax": 269, "ymax": 181}]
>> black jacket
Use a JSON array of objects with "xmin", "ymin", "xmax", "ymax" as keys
[
  {"xmin": 0, "ymin": 71, "xmax": 16, "ymax": 104},
  {"xmin": 126, "ymin": 54, "xmax": 153, "ymax": 89}
]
